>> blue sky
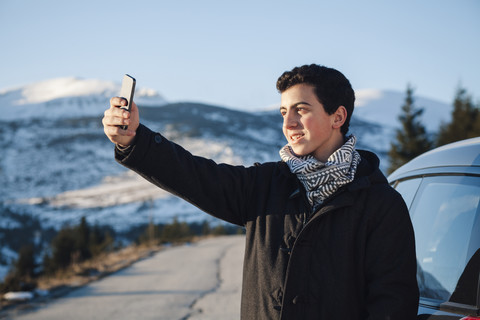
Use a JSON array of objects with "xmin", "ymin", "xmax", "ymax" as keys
[{"xmin": 1, "ymin": 0, "xmax": 479, "ymax": 110}]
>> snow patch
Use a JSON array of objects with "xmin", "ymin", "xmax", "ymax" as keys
[
  {"xmin": 354, "ymin": 89, "xmax": 451, "ymax": 132},
  {"xmin": 3, "ymin": 291, "xmax": 34, "ymax": 301},
  {"xmin": 0, "ymin": 77, "xmax": 167, "ymax": 121},
  {"xmin": 2, "ymin": 77, "xmax": 117, "ymax": 105},
  {"xmin": 0, "ymin": 78, "xmax": 454, "ymax": 239}
]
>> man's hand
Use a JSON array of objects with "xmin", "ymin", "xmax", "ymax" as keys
[{"xmin": 102, "ymin": 97, "xmax": 140, "ymax": 147}]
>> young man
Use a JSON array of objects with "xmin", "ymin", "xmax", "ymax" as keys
[{"xmin": 102, "ymin": 64, "xmax": 419, "ymax": 319}]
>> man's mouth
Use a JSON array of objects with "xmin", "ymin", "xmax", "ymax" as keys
[{"xmin": 290, "ymin": 133, "xmax": 304, "ymax": 143}]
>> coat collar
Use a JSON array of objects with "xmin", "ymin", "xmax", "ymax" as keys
[
  {"xmin": 284, "ymin": 149, "xmax": 388, "ymax": 217},
  {"xmin": 350, "ymin": 149, "xmax": 388, "ymax": 190},
  {"xmin": 282, "ymin": 149, "xmax": 387, "ymax": 196}
]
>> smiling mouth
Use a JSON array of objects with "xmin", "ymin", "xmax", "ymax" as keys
[{"xmin": 290, "ymin": 133, "xmax": 304, "ymax": 143}]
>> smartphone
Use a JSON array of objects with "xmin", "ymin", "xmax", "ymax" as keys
[{"xmin": 119, "ymin": 74, "xmax": 136, "ymax": 130}]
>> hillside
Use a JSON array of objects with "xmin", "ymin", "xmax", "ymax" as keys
[{"xmin": 0, "ymin": 77, "xmax": 452, "ymax": 279}]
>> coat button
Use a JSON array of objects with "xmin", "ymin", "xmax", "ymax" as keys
[
  {"xmin": 154, "ymin": 134, "xmax": 162, "ymax": 144},
  {"xmin": 280, "ymin": 247, "xmax": 291, "ymax": 254},
  {"xmin": 292, "ymin": 295, "xmax": 303, "ymax": 304}
]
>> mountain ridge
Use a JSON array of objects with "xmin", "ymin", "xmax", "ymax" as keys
[
  {"xmin": 0, "ymin": 77, "xmax": 453, "ymax": 279},
  {"xmin": 0, "ymin": 78, "xmax": 452, "ymax": 269}
]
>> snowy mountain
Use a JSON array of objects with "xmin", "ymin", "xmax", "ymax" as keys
[
  {"xmin": 355, "ymin": 89, "xmax": 452, "ymax": 132},
  {"xmin": 353, "ymin": 89, "xmax": 452, "ymax": 158},
  {"xmin": 0, "ymin": 77, "xmax": 166, "ymax": 121},
  {"xmin": 0, "ymin": 77, "xmax": 452, "ymax": 274}
]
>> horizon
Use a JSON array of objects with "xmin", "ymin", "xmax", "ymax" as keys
[
  {"xmin": 0, "ymin": 75, "xmax": 451, "ymax": 108},
  {"xmin": 1, "ymin": 0, "xmax": 479, "ymax": 110}
]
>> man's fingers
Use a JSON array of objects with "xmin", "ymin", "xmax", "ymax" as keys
[
  {"xmin": 108, "ymin": 97, "xmax": 131, "ymax": 117},
  {"xmin": 103, "ymin": 96, "xmax": 138, "ymax": 146},
  {"xmin": 104, "ymin": 124, "xmax": 134, "ymax": 137},
  {"xmin": 104, "ymin": 124, "xmax": 121, "ymax": 137},
  {"xmin": 106, "ymin": 105, "xmax": 130, "ymax": 118},
  {"xmin": 102, "ymin": 113, "xmax": 129, "ymax": 126},
  {"xmin": 102, "ymin": 114, "xmax": 135, "ymax": 134},
  {"xmin": 103, "ymin": 125, "xmax": 136, "ymax": 146},
  {"xmin": 104, "ymin": 103, "xmax": 131, "ymax": 124},
  {"xmin": 110, "ymin": 96, "xmax": 127, "ymax": 107}
]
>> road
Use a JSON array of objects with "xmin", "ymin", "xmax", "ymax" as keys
[{"xmin": 7, "ymin": 235, "xmax": 245, "ymax": 320}]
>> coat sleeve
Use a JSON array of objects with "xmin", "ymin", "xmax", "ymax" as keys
[
  {"xmin": 364, "ymin": 186, "xmax": 419, "ymax": 320},
  {"xmin": 115, "ymin": 124, "xmax": 257, "ymax": 226}
]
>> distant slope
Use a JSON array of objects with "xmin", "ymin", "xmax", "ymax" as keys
[
  {"xmin": 0, "ymin": 78, "xmax": 453, "ymax": 279},
  {"xmin": 0, "ymin": 78, "xmax": 452, "ymax": 231},
  {"xmin": 355, "ymin": 89, "xmax": 451, "ymax": 132},
  {"xmin": 0, "ymin": 77, "xmax": 167, "ymax": 121}
]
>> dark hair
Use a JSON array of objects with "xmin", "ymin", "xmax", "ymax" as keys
[{"xmin": 276, "ymin": 64, "xmax": 355, "ymax": 135}]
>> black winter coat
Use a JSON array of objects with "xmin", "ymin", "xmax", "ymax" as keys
[{"xmin": 116, "ymin": 124, "xmax": 419, "ymax": 320}]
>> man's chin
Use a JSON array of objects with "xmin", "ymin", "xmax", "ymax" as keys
[{"xmin": 290, "ymin": 147, "xmax": 310, "ymax": 157}]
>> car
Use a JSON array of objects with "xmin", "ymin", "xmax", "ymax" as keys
[{"xmin": 388, "ymin": 137, "xmax": 480, "ymax": 320}]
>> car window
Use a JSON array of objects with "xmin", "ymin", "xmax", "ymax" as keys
[
  {"xmin": 409, "ymin": 176, "xmax": 480, "ymax": 305},
  {"xmin": 393, "ymin": 178, "xmax": 422, "ymax": 210}
]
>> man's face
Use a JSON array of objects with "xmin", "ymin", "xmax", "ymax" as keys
[{"xmin": 280, "ymin": 84, "xmax": 343, "ymax": 162}]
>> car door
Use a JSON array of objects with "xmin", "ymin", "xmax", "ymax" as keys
[{"xmin": 393, "ymin": 175, "xmax": 480, "ymax": 319}]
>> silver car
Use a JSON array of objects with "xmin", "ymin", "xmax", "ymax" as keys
[{"xmin": 388, "ymin": 137, "xmax": 480, "ymax": 319}]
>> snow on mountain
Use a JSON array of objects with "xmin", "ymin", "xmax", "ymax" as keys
[
  {"xmin": 355, "ymin": 89, "xmax": 451, "ymax": 132},
  {"xmin": 348, "ymin": 89, "xmax": 452, "ymax": 160},
  {"xmin": 1, "ymin": 77, "xmax": 118, "ymax": 105},
  {"xmin": 0, "ymin": 77, "xmax": 167, "ymax": 121},
  {"xmin": 0, "ymin": 78, "xmax": 454, "ymax": 278},
  {"xmin": 0, "ymin": 78, "xmax": 453, "ymax": 241}
]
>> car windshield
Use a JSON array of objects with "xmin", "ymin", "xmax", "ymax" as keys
[{"xmin": 395, "ymin": 175, "xmax": 480, "ymax": 305}]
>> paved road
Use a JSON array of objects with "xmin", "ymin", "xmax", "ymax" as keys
[{"xmin": 7, "ymin": 235, "xmax": 245, "ymax": 320}]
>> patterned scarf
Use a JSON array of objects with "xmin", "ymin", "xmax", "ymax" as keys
[{"xmin": 279, "ymin": 135, "xmax": 361, "ymax": 210}]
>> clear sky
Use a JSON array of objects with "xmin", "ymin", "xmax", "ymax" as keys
[{"xmin": 1, "ymin": 0, "xmax": 479, "ymax": 110}]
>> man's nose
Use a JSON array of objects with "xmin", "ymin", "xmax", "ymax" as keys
[{"xmin": 283, "ymin": 111, "xmax": 298, "ymax": 129}]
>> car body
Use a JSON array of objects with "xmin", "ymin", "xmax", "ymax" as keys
[{"xmin": 388, "ymin": 137, "xmax": 480, "ymax": 319}]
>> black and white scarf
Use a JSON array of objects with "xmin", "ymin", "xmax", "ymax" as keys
[{"xmin": 279, "ymin": 135, "xmax": 361, "ymax": 210}]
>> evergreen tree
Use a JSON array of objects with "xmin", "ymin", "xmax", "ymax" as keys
[
  {"xmin": 50, "ymin": 227, "xmax": 76, "ymax": 270},
  {"xmin": 201, "ymin": 221, "xmax": 211, "ymax": 236},
  {"xmin": 15, "ymin": 244, "xmax": 36, "ymax": 279},
  {"xmin": 89, "ymin": 227, "xmax": 115, "ymax": 254},
  {"xmin": 42, "ymin": 251, "xmax": 55, "ymax": 275},
  {"xmin": 160, "ymin": 218, "xmax": 193, "ymax": 243},
  {"xmin": 437, "ymin": 86, "xmax": 480, "ymax": 146},
  {"xmin": 388, "ymin": 84, "xmax": 432, "ymax": 173},
  {"xmin": 42, "ymin": 218, "xmax": 117, "ymax": 274},
  {"xmin": 0, "ymin": 272, "xmax": 22, "ymax": 293},
  {"xmin": 76, "ymin": 216, "xmax": 91, "ymax": 261},
  {"xmin": 473, "ymin": 110, "xmax": 480, "ymax": 136},
  {"xmin": 211, "ymin": 224, "xmax": 228, "ymax": 236},
  {"xmin": 147, "ymin": 217, "xmax": 156, "ymax": 245}
]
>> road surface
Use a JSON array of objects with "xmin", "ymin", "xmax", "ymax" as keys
[{"xmin": 7, "ymin": 235, "xmax": 245, "ymax": 320}]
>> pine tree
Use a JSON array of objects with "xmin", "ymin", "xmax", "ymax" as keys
[
  {"xmin": 388, "ymin": 84, "xmax": 432, "ymax": 173},
  {"xmin": 76, "ymin": 216, "xmax": 91, "ymax": 261},
  {"xmin": 437, "ymin": 86, "xmax": 480, "ymax": 146},
  {"xmin": 160, "ymin": 218, "xmax": 193, "ymax": 243},
  {"xmin": 473, "ymin": 110, "xmax": 480, "ymax": 136},
  {"xmin": 201, "ymin": 221, "xmax": 211, "ymax": 235},
  {"xmin": 51, "ymin": 227, "xmax": 76, "ymax": 269},
  {"xmin": 15, "ymin": 244, "xmax": 36, "ymax": 279}
]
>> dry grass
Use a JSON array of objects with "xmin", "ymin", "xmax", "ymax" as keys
[{"xmin": 36, "ymin": 243, "xmax": 163, "ymax": 292}]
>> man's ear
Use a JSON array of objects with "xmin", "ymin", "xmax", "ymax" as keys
[{"xmin": 332, "ymin": 106, "xmax": 347, "ymax": 129}]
